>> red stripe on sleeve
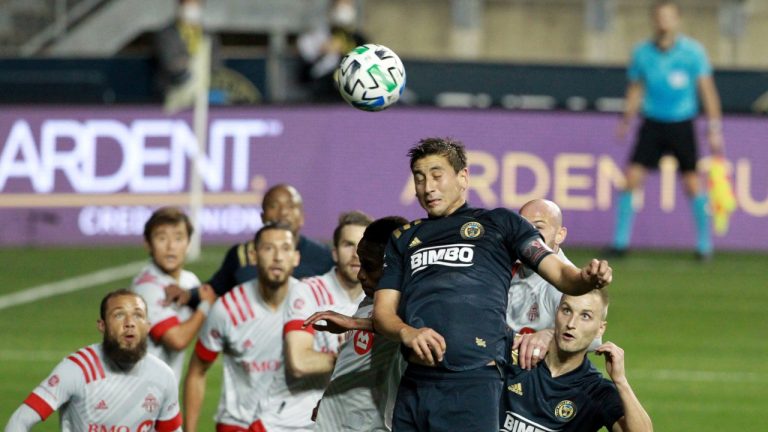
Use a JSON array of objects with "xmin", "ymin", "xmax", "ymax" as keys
[
  {"xmin": 238, "ymin": 285, "xmax": 255, "ymax": 319},
  {"xmin": 24, "ymin": 392, "xmax": 54, "ymax": 420},
  {"xmin": 284, "ymin": 319, "xmax": 314, "ymax": 336},
  {"xmin": 221, "ymin": 295, "xmax": 239, "ymax": 326},
  {"xmin": 155, "ymin": 412, "xmax": 183, "ymax": 432},
  {"xmin": 194, "ymin": 339, "xmax": 219, "ymax": 363},
  {"xmin": 230, "ymin": 291, "xmax": 248, "ymax": 323},
  {"xmin": 316, "ymin": 278, "xmax": 334, "ymax": 305},
  {"xmin": 306, "ymin": 279, "xmax": 322, "ymax": 306},
  {"xmin": 75, "ymin": 350, "xmax": 98, "ymax": 383},
  {"xmin": 67, "ymin": 355, "xmax": 91, "ymax": 383},
  {"xmin": 149, "ymin": 316, "xmax": 181, "ymax": 342},
  {"xmin": 84, "ymin": 347, "xmax": 106, "ymax": 380}
]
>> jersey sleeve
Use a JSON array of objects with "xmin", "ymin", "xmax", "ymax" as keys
[
  {"xmin": 693, "ymin": 41, "xmax": 713, "ymax": 78},
  {"xmin": 376, "ymin": 234, "xmax": 404, "ymax": 292},
  {"xmin": 498, "ymin": 209, "xmax": 553, "ymax": 270},
  {"xmin": 597, "ymin": 382, "xmax": 625, "ymax": 429},
  {"xmin": 206, "ymin": 244, "xmax": 242, "ymax": 295},
  {"xmin": 627, "ymin": 44, "xmax": 643, "ymax": 82},
  {"xmin": 23, "ymin": 357, "xmax": 83, "ymax": 421},
  {"xmin": 193, "ymin": 301, "xmax": 228, "ymax": 363},
  {"xmin": 155, "ymin": 371, "xmax": 183, "ymax": 432},
  {"xmin": 283, "ymin": 280, "xmax": 319, "ymax": 335},
  {"xmin": 132, "ymin": 281, "xmax": 180, "ymax": 343}
]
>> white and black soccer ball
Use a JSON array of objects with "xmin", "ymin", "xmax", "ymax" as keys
[{"xmin": 336, "ymin": 44, "xmax": 406, "ymax": 112}]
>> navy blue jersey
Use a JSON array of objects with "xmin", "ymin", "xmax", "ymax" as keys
[
  {"xmin": 377, "ymin": 204, "xmax": 552, "ymax": 371},
  {"xmin": 501, "ymin": 356, "xmax": 624, "ymax": 432}
]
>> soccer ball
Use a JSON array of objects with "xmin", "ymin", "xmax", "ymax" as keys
[{"xmin": 336, "ymin": 44, "xmax": 406, "ymax": 112}]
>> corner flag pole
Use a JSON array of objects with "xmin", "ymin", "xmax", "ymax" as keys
[{"xmin": 188, "ymin": 37, "xmax": 212, "ymax": 261}]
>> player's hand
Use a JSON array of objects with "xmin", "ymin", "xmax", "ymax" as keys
[
  {"xmin": 595, "ymin": 341, "xmax": 627, "ymax": 384},
  {"xmin": 303, "ymin": 311, "xmax": 360, "ymax": 334},
  {"xmin": 400, "ymin": 326, "xmax": 446, "ymax": 366},
  {"xmin": 580, "ymin": 259, "xmax": 612, "ymax": 289},
  {"xmin": 708, "ymin": 129, "xmax": 725, "ymax": 156},
  {"xmin": 513, "ymin": 329, "xmax": 553, "ymax": 370},
  {"xmin": 199, "ymin": 284, "xmax": 217, "ymax": 304},
  {"xmin": 163, "ymin": 284, "xmax": 191, "ymax": 306}
]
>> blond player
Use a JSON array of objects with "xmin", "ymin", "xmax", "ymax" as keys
[
  {"xmin": 183, "ymin": 222, "xmax": 302, "ymax": 432},
  {"xmin": 5, "ymin": 289, "xmax": 182, "ymax": 432},
  {"xmin": 131, "ymin": 207, "xmax": 216, "ymax": 382},
  {"xmin": 250, "ymin": 211, "xmax": 372, "ymax": 432}
]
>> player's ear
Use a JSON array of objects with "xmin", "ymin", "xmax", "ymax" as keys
[
  {"xmin": 458, "ymin": 167, "xmax": 469, "ymax": 191},
  {"xmin": 597, "ymin": 320, "xmax": 607, "ymax": 339},
  {"xmin": 97, "ymin": 319, "xmax": 106, "ymax": 334},
  {"xmin": 293, "ymin": 250, "xmax": 301, "ymax": 268},
  {"xmin": 555, "ymin": 226, "xmax": 567, "ymax": 247}
]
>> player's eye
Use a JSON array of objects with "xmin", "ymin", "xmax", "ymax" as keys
[{"xmin": 581, "ymin": 313, "xmax": 592, "ymax": 320}]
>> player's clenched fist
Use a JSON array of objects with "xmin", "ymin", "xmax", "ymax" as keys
[{"xmin": 580, "ymin": 259, "xmax": 612, "ymax": 288}]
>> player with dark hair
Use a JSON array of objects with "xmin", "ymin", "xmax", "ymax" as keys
[
  {"xmin": 5, "ymin": 289, "xmax": 182, "ymax": 432},
  {"xmin": 165, "ymin": 183, "xmax": 334, "ymax": 307},
  {"xmin": 131, "ymin": 206, "xmax": 216, "ymax": 382},
  {"xmin": 305, "ymin": 216, "xmax": 409, "ymax": 432},
  {"xmin": 250, "ymin": 211, "xmax": 373, "ymax": 432},
  {"xmin": 610, "ymin": 0, "xmax": 724, "ymax": 260},
  {"xmin": 183, "ymin": 222, "xmax": 302, "ymax": 432},
  {"xmin": 373, "ymin": 137, "xmax": 613, "ymax": 431},
  {"xmin": 501, "ymin": 289, "xmax": 653, "ymax": 432}
]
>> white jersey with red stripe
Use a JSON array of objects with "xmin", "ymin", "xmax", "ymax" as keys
[
  {"xmin": 314, "ymin": 296, "xmax": 405, "ymax": 432},
  {"xmin": 22, "ymin": 343, "xmax": 181, "ymax": 432},
  {"xmin": 256, "ymin": 269, "xmax": 365, "ymax": 432},
  {"xmin": 130, "ymin": 261, "xmax": 200, "ymax": 381},
  {"xmin": 507, "ymin": 249, "xmax": 571, "ymax": 333},
  {"xmin": 194, "ymin": 279, "xmax": 296, "ymax": 429}
]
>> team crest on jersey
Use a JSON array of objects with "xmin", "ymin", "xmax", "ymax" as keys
[
  {"xmin": 460, "ymin": 221, "xmax": 485, "ymax": 239},
  {"xmin": 353, "ymin": 330, "xmax": 374, "ymax": 355},
  {"xmin": 554, "ymin": 400, "xmax": 576, "ymax": 421},
  {"xmin": 293, "ymin": 298, "xmax": 305, "ymax": 310},
  {"xmin": 47, "ymin": 375, "xmax": 59, "ymax": 387},
  {"xmin": 142, "ymin": 394, "xmax": 159, "ymax": 413},
  {"xmin": 210, "ymin": 329, "xmax": 221, "ymax": 340},
  {"xmin": 527, "ymin": 302, "xmax": 540, "ymax": 322}
]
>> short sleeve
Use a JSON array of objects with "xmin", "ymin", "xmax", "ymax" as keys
[
  {"xmin": 597, "ymin": 382, "xmax": 625, "ymax": 429},
  {"xmin": 627, "ymin": 44, "xmax": 643, "ymax": 82},
  {"xmin": 132, "ymin": 281, "xmax": 180, "ymax": 342},
  {"xmin": 498, "ymin": 210, "xmax": 553, "ymax": 270},
  {"xmin": 693, "ymin": 42, "xmax": 712, "ymax": 78},
  {"xmin": 155, "ymin": 373, "xmax": 182, "ymax": 432},
  {"xmin": 194, "ymin": 302, "xmax": 228, "ymax": 363},
  {"xmin": 24, "ymin": 358, "xmax": 83, "ymax": 420},
  {"xmin": 283, "ymin": 281, "xmax": 319, "ymax": 335},
  {"xmin": 376, "ymin": 235, "xmax": 404, "ymax": 292}
]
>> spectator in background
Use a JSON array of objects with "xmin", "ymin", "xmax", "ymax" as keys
[
  {"xmin": 153, "ymin": 0, "xmax": 222, "ymax": 111},
  {"xmin": 609, "ymin": 0, "xmax": 724, "ymax": 260},
  {"xmin": 297, "ymin": 0, "xmax": 368, "ymax": 102}
]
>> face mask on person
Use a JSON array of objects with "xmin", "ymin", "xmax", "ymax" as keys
[
  {"xmin": 179, "ymin": 3, "xmax": 203, "ymax": 25},
  {"xmin": 330, "ymin": 3, "xmax": 357, "ymax": 28}
]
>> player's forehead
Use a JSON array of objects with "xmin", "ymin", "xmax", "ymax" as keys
[
  {"xmin": 560, "ymin": 292, "xmax": 602, "ymax": 312},
  {"xmin": 411, "ymin": 154, "xmax": 453, "ymax": 174},
  {"xmin": 105, "ymin": 294, "xmax": 146, "ymax": 314},
  {"xmin": 257, "ymin": 227, "xmax": 294, "ymax": 245},
  {"xmin": 520, "ymin": 200, "xmax": 559, "ymax": 225},
  {"xmin": 263, "ymin": 186, "xmax": 302, "ymax": 208},
  {"xmin": 338, "ymin": 224, "xmax": 366, "ymax": 244},
  {"xmin": 150, "ymin": 221, "xmax": 188, "ymax": 235}
]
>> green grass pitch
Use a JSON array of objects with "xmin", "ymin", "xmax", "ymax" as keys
[{"xmin": 1, "ymin": 245, "xmax": 766, "ymax": 430}]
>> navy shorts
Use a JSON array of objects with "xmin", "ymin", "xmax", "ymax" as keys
[
  {"xmin": 631, "ymin": 118, "xmax": 698, "ymax": 172},
  {"xmin": 392, "ymin": 364, "xmax": 503, "ymax": 432}
]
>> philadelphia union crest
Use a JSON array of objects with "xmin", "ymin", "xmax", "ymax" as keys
[
  {"xmin": 460, "ymin": 221, "xmax": 484, "ymax": 240},
  {"xmin": 554, "ymin": 400, "xmax": 576, "ymax": 421}
]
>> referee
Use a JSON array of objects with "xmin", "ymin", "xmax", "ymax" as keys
[
  {"xmin": 610, "ymin": 1, "xmax": 724, "ymax": 260},
  {"xmin": 373, "ymin": 137, "xmax": 613, "ymax": 432}
]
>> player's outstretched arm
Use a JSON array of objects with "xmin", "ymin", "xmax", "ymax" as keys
[
  {"xmin": 373, "ymin": 289, "xmax": 446, "ymax": 366},
  {"xmin": 4, "ymin": 404, "xmax": 41, "ymax": 431},
  {"xmin": 536, "ymin": 255, "xmax": 612, "ymax": 296},
  {"xmin": 160, "ymin": 284, "xmax": 217, "ymax": 351},
  {"xmin": 303, "ymin": 310, "xmax": 373, "ymax": 333},
  {"xmin": 183, "ymin": 354, "xmax": 214, "ymax": 432},
  {"xmin": 597, "ymin": 342, "xmax": 653, "ymax": 432}
]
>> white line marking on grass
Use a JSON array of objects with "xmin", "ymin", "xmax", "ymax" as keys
[
  {"xmin": 632, "ymin": 369, "xmax": 768, "ymax": 383},
  {"xmin": 0, "ymin": 350, "xmax": 68, "ymax": 362},
  {"xmin": 0, "ymin": 261, "xmax": 146, "ymax": 311}
]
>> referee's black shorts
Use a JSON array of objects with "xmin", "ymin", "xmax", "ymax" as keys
[{"xmin": 630, "ymin": 118, "xmax": 698, "ymax": 173}]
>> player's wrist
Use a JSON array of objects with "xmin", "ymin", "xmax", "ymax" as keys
[{"xmin": 197, "ymin": 300, "xmax": 212, "ymax": 316}]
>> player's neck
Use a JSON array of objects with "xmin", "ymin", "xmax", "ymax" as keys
[
  {"xmin": 335, "ymin": 269, "xmax": 363, "ymax": 300},
  {"xmin": 545, "ymin": 349, "xmax": 586, "ymax": 378},
  {"xmin": 153, "ymin": 260, "xmax": 182, "ymax": 281},
  {"xmin": 259, "ymin": 281, "xmax": 289, "ymax": 310},
  {"xmin": 654, "ymin": 32, "xmax": 678, "ymax": 51}
]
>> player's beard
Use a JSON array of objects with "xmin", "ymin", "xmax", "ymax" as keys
[{"xmin": 103, "ymin": 333, "xmax": 147, "ymax": 368}]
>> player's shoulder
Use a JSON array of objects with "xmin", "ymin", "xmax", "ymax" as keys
[
  {"xmin": 677, "ymin": 34, "xmax": 706, "ymax": 53},
  {"xmin": 178, "ymin": 268, "xmax": 201, "ymax": 286},
  {"xmin": 390, "ymin": 218, "xmax": 424, "ymax": 243},
  {"xmin": 142, "ymin": 353, "xmax": 177, "ymax": 385},
  {"xmin": 131, "ymin": 263, "xmax": 164, "ymax": 288},
  {"xmin": 60, "ymin": 344, "xmax": 107, "ymax": 384}
]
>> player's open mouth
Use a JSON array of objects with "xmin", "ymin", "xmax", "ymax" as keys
[{"xmin": 562, "ymin": 332, "xmax": 575, "ymax": 341}]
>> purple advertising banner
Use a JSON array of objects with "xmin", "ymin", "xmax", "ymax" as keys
[{"xmin": 0, "ymin": 106, "xmax": 766, "ymax": 250}]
